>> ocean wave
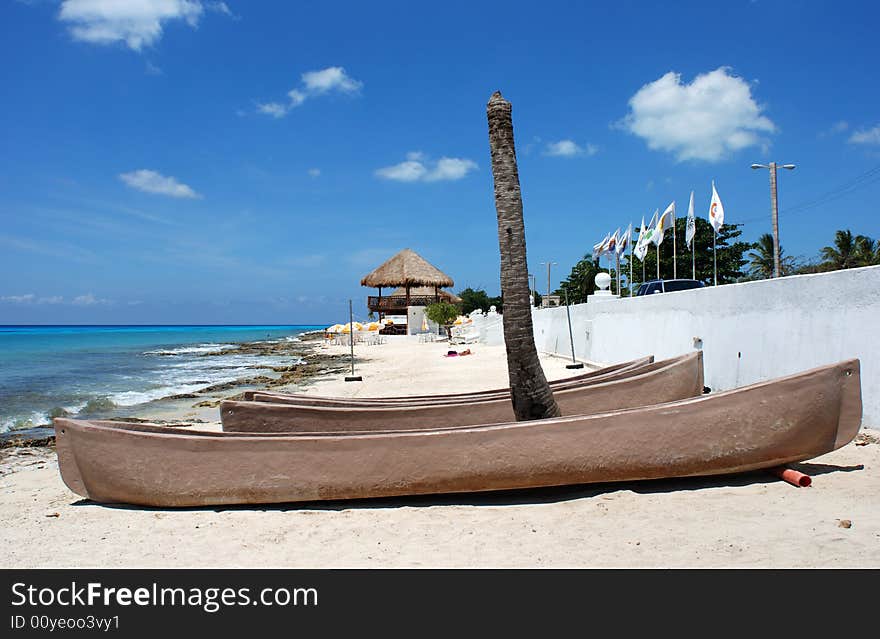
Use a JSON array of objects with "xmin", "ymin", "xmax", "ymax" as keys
[
  {"xmin": 108, "ymin": 384, "xmax": 210, "ymax": 407},
  {"xmin": 142, "ymin": 343, "xmax": 236, "ymax": 356},
  {"xmin": 0, "ymin": 411, "xmax": 52, "ymax": 433}
]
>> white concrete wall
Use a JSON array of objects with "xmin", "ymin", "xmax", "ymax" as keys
[{"xmin": 487, "ymin": 265, "xmax": 880, "ymax": 428}]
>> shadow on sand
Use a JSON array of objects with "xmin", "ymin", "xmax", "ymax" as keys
[{"xmin": 69, "ymin": 461, "xmax": 865, "ymax": 514}]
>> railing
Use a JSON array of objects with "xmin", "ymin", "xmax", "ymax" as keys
[{"xmin": 367, "ymin": 295, "xmax": 441, "ymax": 310}]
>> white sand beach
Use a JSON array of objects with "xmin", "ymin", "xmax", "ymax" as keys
[{"xmin": 2, "ymin": 339, "xmax": 878, "ymax": 568}]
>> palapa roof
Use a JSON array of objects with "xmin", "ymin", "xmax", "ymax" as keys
[
  {"xmin": 360, "ymin": 248, "xmax": 454, "ymax": 288},
  {"xmin": 388, "ymin": 286, "xmax": 462, "ymax": 304}
]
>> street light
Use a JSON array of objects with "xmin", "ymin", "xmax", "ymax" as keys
[
  {"xmin": 751, "ymin": 162, "xmax": 796, "ymax": 278},
  {"xmin": 528, "ymin": 273, "xmax": 536, "ymax": 306},
  {"xmin": 539, "ymin": 261, "xmax": 557, "ymax": 307}
]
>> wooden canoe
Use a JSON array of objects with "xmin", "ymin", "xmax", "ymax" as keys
[
  {"xmin": 249, "ymin": 355, "xmax": 658, "ymax": 407},
  {"xmin": 220, "ymin": 352, "xmax": 704, "ymax": 433},
  {"xmin": 54, "ymin": 359, "xmax": 862, "ymax": 507},
  {"xmin": 241, "ymin": 355, "xmax": 655, "ymax": 403}
]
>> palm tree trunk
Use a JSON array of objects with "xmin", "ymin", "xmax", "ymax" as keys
[{"xmin": 486, "ymin": 91, "xmax": 561, "ymax": 421}]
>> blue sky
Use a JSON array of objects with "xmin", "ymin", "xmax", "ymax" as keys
[{"xmin": 2, "ymin": 0, "xmax": 879, "ymax": 324}]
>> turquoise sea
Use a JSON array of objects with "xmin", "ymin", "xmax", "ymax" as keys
[{"xmin": 0, "ymin": 325, "xmax": 324, "ymax": 433}]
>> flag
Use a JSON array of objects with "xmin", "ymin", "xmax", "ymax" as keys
[
  {"xmin": 686, "ymin": 190, "xmax": 696, "ymax": 248},
  {"xmin": 617, "ymin": 222, "xmax": 632, "ymax": 256},
  {"xmin": 636, "ymin": 211, "xmax": 657, "ymax": 259},
  {"xmin": 607, "ymin": 228, "xmax": 620, "ymax": 255},
  {"xmin": 654, "ymin": 201, "xmax": 675, "ymax": 246},
  {"xmin": 592, "ymin": 233, "xmax": 609, "ymax": 259},
  {"xmin": 709, "ymin": 181, "xmax": 724, "ymax": 232},
  {"xmin": 634, "ymin": 216, "xmax": 647, "ymax": 260}
]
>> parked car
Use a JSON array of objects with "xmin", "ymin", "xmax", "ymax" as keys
[{"xmin": 635, "ymin": 279, "xmax": 705, "ymax": 296}]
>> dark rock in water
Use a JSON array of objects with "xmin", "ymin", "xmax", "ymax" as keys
[
  {"xmin": 193, "ymin": 400, "xmax": 221, "ymax": 408},
  {"xmin": 0, "ymin": 427, "xmax": 56, "ymax": 448},
  {"xmin": 47, "ymin": 407, "xmax": 70, "ymax": 419},
  {"xmin": 167, "ymin": 393, "xmax": 200, "ymax": 400}
]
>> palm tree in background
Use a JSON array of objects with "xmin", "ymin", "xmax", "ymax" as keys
[
  {"xmin": 748, "ymin": 233, "xmax": 796, "ymax": 278},
  {"xmin": 821, "ymin": 229, "xmax": 868, "ymax": 270},
  {"xmin": 486, "ymin": 91, "xmax": 560, "ymax": 421},
  {"xmin": 854, "ymin": 235, "xmax": 880, "ymax": 266}
]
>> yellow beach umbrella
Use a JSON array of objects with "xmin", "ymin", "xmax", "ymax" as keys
[{"xmin": 341, "ymin": 321, "xmax": 364, "ymax": 334}]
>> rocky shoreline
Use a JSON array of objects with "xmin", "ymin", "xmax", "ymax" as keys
[{"xmin": 1, "ymin": 331, "xmax": 352, "ymax": 448}]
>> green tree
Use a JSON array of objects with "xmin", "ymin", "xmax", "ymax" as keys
[
  {"xmin": 854, "ymin": 235, "xmax": 880, "ymax": 266},
  {"xmin": 554, "ymin": 253, "xmax": 602, "ymax": 304},
  {"xmin": 487, "ymin": 91, "xmax": 559, "ymax": 420},
  {"xmin": 457, "ymin": 287, "xmax": 491, "ymax": 315},
  {"xmin": 747, "ymin": 233, "xmax": 797, "ymax": 279},
  {"xmin": 424, "ymin": 302, "xmax": 459, "ymax": 340},
  {"xmin": 820, "ymin": 229, "xmax": 860, "ymax": 270},
  {"xmin": 633, "ymin": 217, "xmax": 751, "ymax": 287}
]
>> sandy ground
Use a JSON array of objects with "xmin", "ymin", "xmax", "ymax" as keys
[{"xmin": 2, "ymin": 340, "xmax": 878, "ymax": 568}]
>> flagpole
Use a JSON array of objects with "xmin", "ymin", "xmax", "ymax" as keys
[
  {"xmin": 615, "ymin": 252, "xmax": 620, "ymax": 296},
  {"xmin": 656, "ymin": 244, "xmax": 660, "ymax": 280},
  {"xmin": 629, "ymin": 231, "xmax": 633, "ymax": 296},
  {"xmin": 713, "ymin": 231, "xmax": 717, "ymax": 286},
  {"xmin": 692, "ymin": 241, "xmax": 695, "ymax": 280},
  {"xmin": 672, "ymin": 218, "xmax": 677, "ymax": 279}
]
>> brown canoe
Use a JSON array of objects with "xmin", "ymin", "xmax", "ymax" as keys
[
  {"xmin": 249, "ymin": 355, "xmax": 657, "ymax": 407},
  {"xmin": 221, "ymin": 352, "xmax": 704, "ymax": 433},
  {"xmin": 54, "ymin": 359, "xmax": 862, "ymax": 507},
  {"xmin": 241, "ymin": 355, "xmax": 654, "ymax": 403}
]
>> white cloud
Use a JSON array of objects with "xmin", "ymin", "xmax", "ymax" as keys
[
  {"xmin": 376, "ymin": 152, "xmax": 477, "ymax": 183},
  {"xmin": 849, "ymin": 124, "xmax": 880, "ymax": 145},
  {"xmin": 72, "ymin": 293, "xmax": 110, "ymax": 306},
  {"xmin": 58, "ymin": 0, "xmax": 205, "ymax": 51},
  {"xmin": 301, "ymin": 67, "xmax": 363, "ymax": 94},
  {"xmin": 287, "ymin": 89, "xmax": 306, "ymax": 107},
  {"xmin": 1, "ymin": 294, "xmax": 36, "ymax": 304},
  {"xmin": 256, "ymin": 66, "xmax": 362, "ymax": 117},
  {"xmin": 618, "ymin": 67, "xmax": 776, "ymax": 162},
  {"xmin": 307, "ymin": 168, "xmax": 321, "ymax": 178},
  {"xmin": 207, "ymin": 1, "xmax": 232, "ymax": 16},
  {"xmin": 819, "ymin": 121, "xmax": 849, "ymax": 138},
  {"xmin": 376, "ymin": 161, "xmax": 426, "ymax": 182},
  {"xmin": 119, "ymin": 169, "xmax": 201, "ymax": 198},
  {"xmin": 425, "ymin": 158, "xmax": 478, "ymax": 182},
  {"xmin": 543, "ymin": 140, "xmax": 599, "ymax": 157},
  {"xmin": 145, "ymin": 60, "xmax": 162, "ymax": 75},
  {"xmin": 256, "ymin": 102, "xmax": 288, "ymax": 118},
  {"xmin": 1, "ymin": 294, "xmax": 84, "ymax": 306}
]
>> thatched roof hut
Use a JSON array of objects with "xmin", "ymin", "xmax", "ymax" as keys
[
  {"xmin": 360, "ymin": 248, "xmax": 454, "ymax": 289},
  {"xmin": 362, "ymin": 250, "xmax": 457, "ymax": 324},
  {"xmin": 389, "ymin": 286, "xmax": 462, "ymax": 304}
]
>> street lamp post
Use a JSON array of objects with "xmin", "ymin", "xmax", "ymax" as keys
[
  {"xmin": 540, "ymin": 261, "xmax": 557, "ymax": 307},
  {"xmin": 529, "ymin": 273, "xmax": 536, "ymax": 307},
  {"xmin": 751, "ymin": 162, "xmax": 796, "ymax": 278}
]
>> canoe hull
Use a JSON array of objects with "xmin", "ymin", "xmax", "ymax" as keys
[
  {"xmin": 221, "ymin": 352, "xmax": 704, "ymax": 432},
  {"xmin": 54, "ymin": 359, "xmax": 862, "ymax": 508}
]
